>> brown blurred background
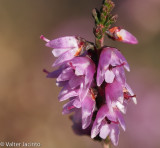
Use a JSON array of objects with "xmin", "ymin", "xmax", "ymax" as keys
[{"xmin": 0, "ymin": 0, "xmax": 160, "ymax": 148}]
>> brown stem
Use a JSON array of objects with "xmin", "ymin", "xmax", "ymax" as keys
[{"xmin": 103, "ymin": 142, "xmax": 111, "ymax": 148}]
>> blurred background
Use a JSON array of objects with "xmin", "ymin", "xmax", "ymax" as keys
[{"xmin": 0, "ymin": 0, "xmax": 160, "ymax": 148}]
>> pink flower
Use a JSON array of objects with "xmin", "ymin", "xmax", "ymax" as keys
[
  {"xmin": 56, "ymin": 57, "xmax": 96, "ymax": 101},
  {"xmin": 63, "ymin": 89, "xmax": 96, "ymax": 129},
  {"xmin": 91, "ymin": 105, "xmax": 121, "ymax": 146},
  {"xmin": 46, "ymin": 56, "xmax": 96, "ymax": 129},
  {"xmin": 96, "ymin": 47, "xmax": 130, "ymax": 86},
  {"xmin": 105, "ymin": 79, "xmax": 126, "ymax": 115},
  {"xmin": 91, "ymin": 79, "xmax": 127, "ymax": 146},
  {"xmin": 106, "ymin": 27, "xmax": 138, "ymax": 44},
  {"xmin": 40, "ymin": 35, "xmax": 85, "ymax": 67}
]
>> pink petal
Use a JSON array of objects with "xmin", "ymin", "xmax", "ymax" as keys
[
  {"xmin": 115, "ymin": 109, "xmax": 126, "ymax": 131},
  {"xmin": 109, "ymin": 123, "xmax": 120, "ymax": 146},
  {"xmin": 126, "ymin": 83, "xmax": 137, "ymax": 104},
  {"xmin": 79, "ymin": 82, "xmax": 90, "ymax": 101},
  {"xmin": 69, "ymin": 75, "xmax": 83, "ymax": 89},
  {"xmin": 46, "ymin": 36, "xmax": 78, "ymax": 48},
  {"xmin": 58, "ymin": 84, "xmax": 78, "ymax": 101},
  {"xmin": 114, "ymin": 49, "xmax": 130, "ymax": 71},
  {"xmin": 52, "ymin": 48, "xmax": 76, "ymax": 67},
  {"xmin": 52, "ymin": 48, "xmax": 70, "ymax": 57},
  {"xmin": 105, "ymin": 70, "xmax": 115, "ymax": 83},
  {"xmin": 105, "ymin": 79, "xmax": 123, "ymax": 103},
  {"xmin": 113, "ymin": 66, "xmax": 126, "ymax": 85},
  {"xmin": 99, "ymin": 123, "xmax": 110, "ymax": 139},
  {"xmin": 57, "ymin": 67, "xmax": 74, "ymax": 82},
  {"xmin": 47, "ymin": 69, "xmax": 62, "ymax": 78},
  {"xmin": 82, "ymin": 94, "xmax": 95, "ymax": 129},
  {"xmin": 73, "ymin": 98, "xmax": 81, "ymax": 108},
  {"xmin": 96, "ymin": 105, "xmax": 108, "ymax": 124},
  {"xmin": 58, "ymin": 90, "xmax": 78, "ymax": 101},
  {"xmin": 62, "ymin": 99, "xmax": 76, "ymax": 114},
  {"xmin": 117, "ymin": 29, "xmax": 138, "ymax": 44},
  {"xmin": 91, "ymin": 121, "xmax": 101, "ymax": 138},
  {"xmin": 96, "ymin": 68, "xmax": 105, "ymax": 86},
  {"xmin": 116, "ymin": 101, "xmax": 126, "ymax": 114},
  {"xmin": 106, "ymin": 107, "xmax": 117, "ymax": 122},
  {"xmin": 91, "ymin": 105, "xmax": 108, "ymax": 138},
  {"xmin": 100, "ymin": 48, "xmax": 112, "ymax": 68},
  {"xmin": 96, "ymin": 48, "xmax": 112, "ymax": 86},
  {"xmin": 71, "ymin": 57, "xmax": 93, "ymax": 76}
]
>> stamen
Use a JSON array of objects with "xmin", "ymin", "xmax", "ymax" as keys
[
  {"xmin": 106, "ymin": 116, "xmax": 119, "ymax": 124},
  {"xmin": 117, "ymin": 62, "xmax": 125, "ymax": 67},
  {"xmin": 112, "ymin": 121, "xmax": 119, "ymax": 124},
  {"xmin": 68, "ymin": 62, "xmax": 75, "ymax": 69},
  {"xmin": 90, "ymin": 89, "xmax": 96, "ymax": 100},
  {"xmin": 74, "ymin": 41, "xmax": 84, "ymax": 56},
  {"xmin": 74, "ymin": 47, "xmax": 82, "ymax": 56},
  {"xmin": 112, "ymin": 62, "xmax": 126, "ymax": 69},
  {"xmin": 40, "ymin": 35, "xmax": 50, "ymax": 42},
  {"xmin": 67, "ymin": 106, "xmax": 75, "ymax": 110},
  {"xmin": 124, "ymin": 92, "xmax": 136, "ymax": 100}
]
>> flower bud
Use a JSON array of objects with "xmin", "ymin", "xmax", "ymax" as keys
[{"xmin": 106, "ymin": 27, "xmax": 138, "ymax": 44}]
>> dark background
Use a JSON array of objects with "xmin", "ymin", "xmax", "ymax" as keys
[{"xmin": 0, "ymin": 0, "xmax": 160, "ymax": 148}]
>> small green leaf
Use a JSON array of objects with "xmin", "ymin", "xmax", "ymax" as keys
[{"xmin": 92, "ymin": 9, "xmax": 100, "ymax": 24}]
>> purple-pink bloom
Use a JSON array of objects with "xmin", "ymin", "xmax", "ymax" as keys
[
  {"xmin": 40, "ymin": 35, "xmax": 85, "ymax": 67},
  {"xmin": 91, "ymin": 80, "xmax": 126, "ymax": 146},
  {"xmin": 47, "ymin": 56, "xmax": 96, "ymax": 129},
  {"xmin": 105, "ymin": 80, "xmax": 126, "ymax": 129},
  {"xmin": 56, "ymin": 57, "xmax": 96, "ymax": 101},
  {"xmin": 106, "ymin": 27, "xmax": 138, "ymax": 44},
  {"xmin": 97, "ymin": 47, "xmax": 130, "ymax": 86},
  {"xmin": 91, "ymin": 105, "xmax": 120, "ymax": 146},
  {"xmin": 105, "ymin": 79, "xmax": 125, "ymax": 113},
  {"xmin": 63, "ymin": 89, "xmax": 96, "ymax": 129}
]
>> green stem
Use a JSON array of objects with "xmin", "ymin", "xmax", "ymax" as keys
[
  {"xmin": 93, "ymin": 0, "xmax": 117, "ymax": 49},
  {"xmin": 95, "ymin": 36, "xmax": 104, "ymax": 49}
]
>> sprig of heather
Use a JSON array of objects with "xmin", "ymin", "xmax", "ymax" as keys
[
  {"xmin": 93, "ymin": 0, "xmax": 118, "ymax": 49},
  {"xmin": 41, "ymin": 0, "xmax": 138, "ymax": 147}
]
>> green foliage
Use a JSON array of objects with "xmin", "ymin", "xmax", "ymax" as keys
[{"xmin": 92, "ymin": 0, "xmax": 117, "ymax": 48}]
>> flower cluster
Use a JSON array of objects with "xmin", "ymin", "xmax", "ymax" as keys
[{"xmin": 41, "ymin": 27, "xmax": 137, "ymax": 146}]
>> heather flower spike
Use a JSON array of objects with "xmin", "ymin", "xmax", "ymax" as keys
[{"xmin": 42, "ymin": 0, "xmax": 138, "ymax": 147}]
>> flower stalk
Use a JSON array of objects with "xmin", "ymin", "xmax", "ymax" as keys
[
  {"xmin": 103, "ymin": 143, "xmax": 112, "ymax": 148},
  {"xmin": 103, "ymin": 137, "xmax": 112, "ymax": 148}
]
